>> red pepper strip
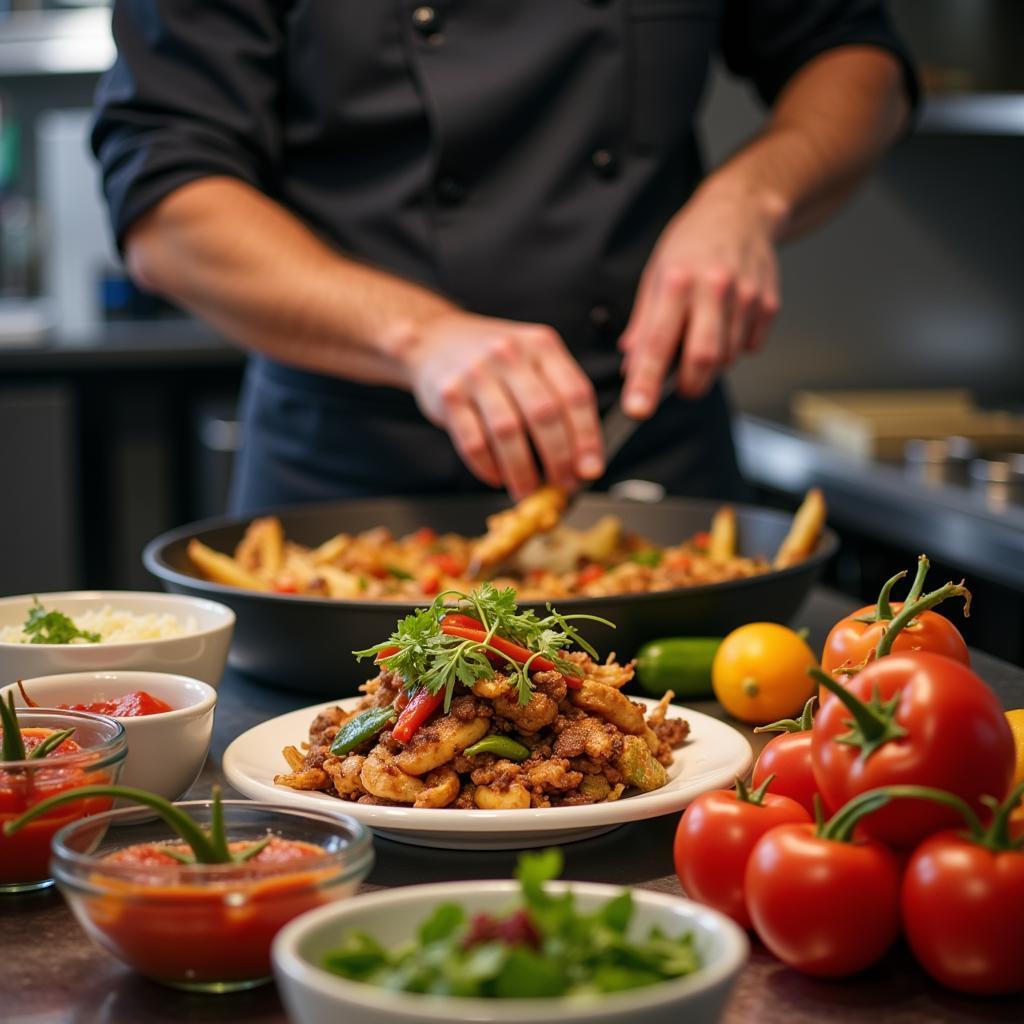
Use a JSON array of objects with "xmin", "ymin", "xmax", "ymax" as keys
[
  {"xmin": 439, "ymin": 624, "xmax": 581, "ymax": 689},
  {"xmin": 441, "ymin": 613, "xmax": 486, "ymax": 631},
  {"xmin": 392, "ymin": 689, "xmax": 444, "ymax": 744},
  {"xmin": 375, "ymin": 645, "xmax": 400, "ymax": 663}
]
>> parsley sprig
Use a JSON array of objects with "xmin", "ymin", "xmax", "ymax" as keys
[
  {"xmin": 353, "ymin": 584, "xmax": 612, "ymax": 710},
  {"xmin": 23, "ymin": 598, "xmax": 100, "ymax": 645}
]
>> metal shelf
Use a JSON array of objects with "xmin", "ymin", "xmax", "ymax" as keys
[
  {"xmin": 0, "ymin": 8, "xmax": 114, "ymax": 76},
  {"xmin": 918, "ymin": 93, "xmax": 1024, "ymax": 136}
]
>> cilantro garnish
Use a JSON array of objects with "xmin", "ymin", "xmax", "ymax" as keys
[
  {"xmin": 352, "ymin": 584, "xmax": 611, "ymax": 710},
  {"xmin": 23, "ymin": 598, "xmax": 101, "ymax": 645}
]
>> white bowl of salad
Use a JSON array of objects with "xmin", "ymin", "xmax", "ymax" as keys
[
  {"xmin": 0, "ymin": 591, "xmax": 234, "ymax": 688},
  {"xmin": 273, "ymin": 850, "xmax": 747, "ymax": 1024}
]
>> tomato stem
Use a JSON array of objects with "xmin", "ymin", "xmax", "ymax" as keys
[
  {"xmin": 875, "ymin": 576, "xmax": 971, "ymax": 660},
  {"xmin": 810, "ymin": 669, "xmax": 907, "ymax": 758},
  {"xmin": 854, "ymin": 569, "xmax": 908, "ymax": 623},
  {"xmin": 905, "ymin": 554, "xmax": 930, "ymax": 604},
  {"xmin": 819, "ymin": 785, "xmax": 984, "ymax": 843},
  {"xmin": 735, "ymin": 773, "xmax": 774, "ymax": 806},
  {"xmin": 754, "ymin": 696, "xmax": 817, "ymax": 735},
  {"xmin": 977, "ymin": 780, "xmax": 1024, "ymax": 852}
]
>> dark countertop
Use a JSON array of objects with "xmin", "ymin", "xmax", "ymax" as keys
[{"xmin": 5, "ymin": 587, "xmax": 1024, "ymax": 1024}]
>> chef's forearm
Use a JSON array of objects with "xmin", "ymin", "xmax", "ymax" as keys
[
  {"xmin": 123, "ymin": 176, "xmax": 454, "ymax": 386},
  {"xmin": 697, "ymin": 46, "xmax": 910, "ymax": 242}
]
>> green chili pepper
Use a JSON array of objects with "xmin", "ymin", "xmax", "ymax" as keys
[
  {"xmin": 330, "ymin": 706, "xmax": 397, "ymax": 756},
  {"xmin": 384, "ymin": 564, "xmax": 414, "ymax": 581},
  {"xmin": 629, "ymin": 548, "xmax": 663, "ymax": 568},
  {"xmin": 464, "ymin": 735, "xmax": 531, "ymax": 762}
]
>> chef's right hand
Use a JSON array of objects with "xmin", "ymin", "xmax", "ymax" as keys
[{"xmin": 406, "ymin": 311, "xmax": 605, "ymax": 499}]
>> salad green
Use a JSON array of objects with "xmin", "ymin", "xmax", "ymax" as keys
[{"xmin": 321, "ymin": 849, "xmax": 700, "ymax": 999}]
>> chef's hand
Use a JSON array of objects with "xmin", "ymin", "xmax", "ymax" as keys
[
  {"xmin": 407, "ymin": 311, "xmax": 605, "ymax": 499},
  {"xmin": 619, "ymin": 183, "xmax": 781, "ymax": 417}
]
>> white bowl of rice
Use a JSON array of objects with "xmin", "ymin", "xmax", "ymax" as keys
[{"xmin": 0, "ymin": 591, "xmax": 234, "ymax": 688}]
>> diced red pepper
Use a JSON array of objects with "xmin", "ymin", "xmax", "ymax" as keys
[
  {"xmin": 274, "ymin": 582, "xmax": 298, "ymax": 594},
  {"xmin": 419, "ymin": 571, "xmax": 442, "ymax": 596},
  {"xmin": 392, "ymin": 689, "xmax": 444, "ymax": 744},
  {"xmin": 665, "ymin": 553, "xmax": 692, "ymax": 571},
  {"xmin": 375, "ymin": 645, "xmax": 400, "ymax": 663},
  {"xmin": 577, "ymin": 563, "xmax": 605, "ymax": 586},
  {"xmin": 425, "ymin": 553, "xmax": 465, "ymax": 577}
]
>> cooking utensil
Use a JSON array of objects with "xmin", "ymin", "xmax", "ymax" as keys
[{"xmin": 143, "ymin": 494, "xmax": 837, "ymax": 694}]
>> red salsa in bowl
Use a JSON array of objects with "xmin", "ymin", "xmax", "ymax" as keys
[
  {"xmin": 57, "ymin": 691, "xmax": 175, "ymax": 717},
  {"xmin": 0, "ymin": 706, "xmax": 127, "ymax": 893},
  {"xmin": 41, "ymin": 797, "xmax": 373, "ymax": 991}
]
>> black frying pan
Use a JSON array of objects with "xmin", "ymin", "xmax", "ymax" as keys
[{"xmin": 143, "ymin": 495, "xmax": 837, "ymax": 694}]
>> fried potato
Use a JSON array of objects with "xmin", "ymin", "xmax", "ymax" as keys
[
  {"xmin": 312, "ymin": 532, "xmax": 351, "ymax": 565},
  {"xmin": 234, "ymin": 516, "xmax": 285, "ymax": 578},
  {"xmin": 469, "ymin": 485, "xmax": 568, "ymax": 575},
  {"xmin": 774, "ymin": 488, "xmax": 827, "ymax": 569},
  {"xmin": 187, "ymin": 538, "xmax": 271, "ymax": 592},
  {"xmin": 273, "ymin": 767, "xmax": 329, "ymax": 790},
  {"xmin": 708, "ymin": 505, "xmax": 737, "ymax": 563}
]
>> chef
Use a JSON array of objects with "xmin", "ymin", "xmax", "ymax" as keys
[{"xmin": 93, "ymin": 1, "xmax": 915, "ymax": 510}]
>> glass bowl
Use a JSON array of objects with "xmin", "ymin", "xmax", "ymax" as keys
[
  {"xmin": 1, "ymin": 708, "xmax": 127, "ymax": 893},
  {"xmin": 51, "ymin": 800, "xmax": 374, "ymax": 992}
]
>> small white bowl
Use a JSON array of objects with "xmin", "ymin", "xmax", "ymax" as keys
[
  {"xmin": 273, "ymin": 881, "xmax": 748, "ymax": 1024},
  {"xmin": 3, "ymin": 671, "xmax": 217, "ymax": 812},
  {"xmin": 0, "ymin": 591, "xmax": 234, "ymax": 688}
]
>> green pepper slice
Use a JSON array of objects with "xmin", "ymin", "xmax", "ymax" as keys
[
  {"xmin": 464, "ymin": 735, "xmax": 531, "ymax": 762},
  {"xmin": 629, "ymin": 548, "xmax": 663, "ymax": 567},
  {"xmin": 329, "ymin": 706, "xmax": 397, "ymax": 757}
]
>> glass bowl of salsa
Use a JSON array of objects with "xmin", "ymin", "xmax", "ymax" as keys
[
  {"xmin": 0, "ymin": 708, "xmax": 127, "ymax": 893},
  {"xmin": 50, "ymin": 800, "xmax": 374, "ymax": 992}
]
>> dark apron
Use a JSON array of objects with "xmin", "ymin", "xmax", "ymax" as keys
[{"xmin": 228, "ymin": 356, "xmax": 746, "ymax": 514}]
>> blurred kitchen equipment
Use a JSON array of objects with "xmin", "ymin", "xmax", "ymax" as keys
[
  {"xmin": 36, "ymin": 108, "xmax": 118, "ymax": 340},
  {"xmin": 792, "ymin": 389, "xmax": 1024, "ymax": 461},
  {"xmin": 969, "ymin": 455, "xmax": 1024, "ymax": 510},
  {"xmin": 904, "ymin": 436, "xmax": 977, "ymax": 486}
]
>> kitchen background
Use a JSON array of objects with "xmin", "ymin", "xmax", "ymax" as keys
[{"xmin": 1, "ymin": 1, "xmax": 1022, "ymax": 661}]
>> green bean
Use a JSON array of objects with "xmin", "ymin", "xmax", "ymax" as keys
[{"xmin": 464, "ymin": 735, "xmax": 530, "ymax": 762}]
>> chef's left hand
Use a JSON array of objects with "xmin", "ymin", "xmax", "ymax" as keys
[{"xmin": 619, "ymin": 183, "xmax": 781, "ymax": 417}]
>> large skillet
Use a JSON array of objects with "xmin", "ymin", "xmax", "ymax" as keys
[{"xmin": 143, "ymin": 494, "xmax": 837, "ymax": 694}]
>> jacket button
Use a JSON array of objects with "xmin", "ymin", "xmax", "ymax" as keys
[
  {"xmin": 591, "ymin": 148, "xmax": 619, "ymax": 178},
  {"xmin": 436, "ymin": 176, "xmax": 466, "ymax": 205},
  {"xmin": 412, "ymin": 6, "xmax": 441, "ymax": 34}
]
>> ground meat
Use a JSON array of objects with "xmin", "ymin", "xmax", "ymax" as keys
[
  {"xmin": 356, "ymin": 794, "xmax": 403, "ymax": 806},
  {"xmin": 470, "ymin": 761, "xmax": 523, "ymax": 791},
  {"xmin": 552, "ymin": 716, "xmax": 622, "ymax": 762},
  {"xmin": 531, "ymin": 670, "xmax": 567, "ymax": 703},
  {"xmin": 376, "ymin": 732, "xmax": 402, "ymax": 755},
  {"xmin": 523, "ymin": 758, "xmax": 582, "ymax": 792},
  {"xmin": 304, "ymin": 745, "xmax": 329, "ymax": 771},
  {"xmin": 309, "ymin": 707, "xmax": 347, "ymax": 745},
  {"xmin": 450, "ymin": 694, "xmax": 491, "ymax": 722},
  {"xmin": 653, "ymin": 717, "xmax": 690, "ymax": 748},
  {"xmin": 452, "ymin": 783, "xmax": 477, "ymax": 809}
]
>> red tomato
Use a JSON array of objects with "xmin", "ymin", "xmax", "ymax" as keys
[
  {"xmin": 821, "ymin": 602, "xmax": 969, "ymax": 676},
  {"xmin": 576, "ymin": 564, "xmax": 604, "ymax": 586},
  {"xmin": 58, "ymin": 691, "xmax": 174, "ymax": 718},
  {"xmin": 903, "ymin": 829, "xmax": 1024, "ymax": 995},
  {"xmin": 812, "ymin": 652, "xmax": 1015, "ymax": 847},
  {"xmin": 745, "ymin": 823, "xmax": 902, "ymax": 977},
  {"xmin": 752, "ymin": 734, "xmax": 817, "ymax": 817},
  {"xmin": 751, "ymin": 697, "xmax": 818, "ymax": 816},
  {"xmin": 820, "ymin": 559, "xmax": 969, "ymax": 681},
  {"xmin": 673, "ymin": 783, "xmax": 810, "ymax": 929}
]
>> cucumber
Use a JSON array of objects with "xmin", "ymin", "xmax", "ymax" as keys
[{"xmin": 635, "ymin": 637, "xmax": 723, "ymax": 699}]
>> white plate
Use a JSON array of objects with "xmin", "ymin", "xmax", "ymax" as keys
[{"xmin": 223, "ymin": 696, "xmax": 752, "ymax": 850}]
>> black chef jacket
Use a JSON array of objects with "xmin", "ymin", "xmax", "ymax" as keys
[{"xmin": 92, "ymin": 1, "xmax": 915, "ymax": 511}]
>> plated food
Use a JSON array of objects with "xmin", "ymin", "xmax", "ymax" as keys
[
  {"xmin": 0, "ymin": 698, "xmax": 127, "ymax": 892},
  {"xmin": 275, "ymin": 585, "xmax": 687, "ymax": 812},
  {"xmin": 4, "ymin": 787, "xmax": 373, "ymax": 990},
  {"xmin": 187, "ymin": 487, "xmax": 826, "ymax": 602},
  {"xmin": 5, "ymin": 672, "xmax": 218, "ymax": 810},
  {"xmin": 0, "ymin": 591, "xmax": 235, "ymax": 687}
]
